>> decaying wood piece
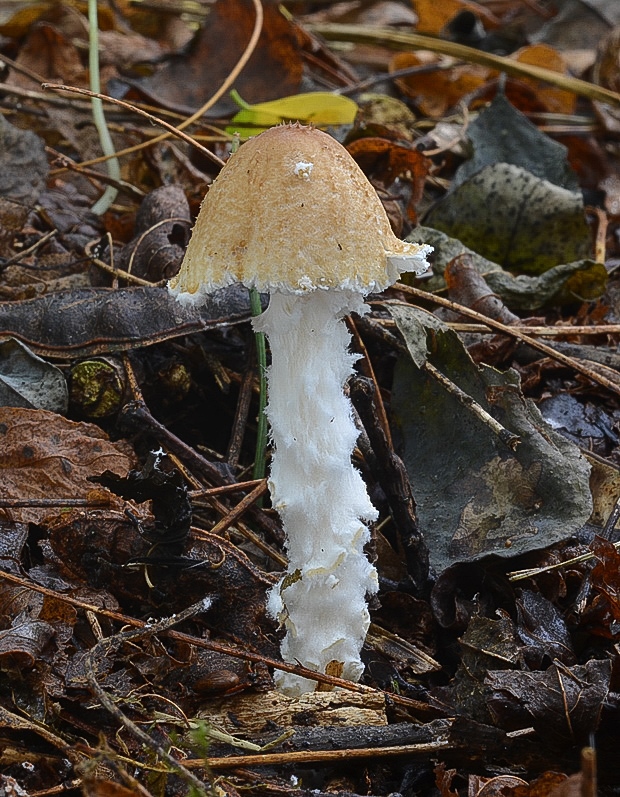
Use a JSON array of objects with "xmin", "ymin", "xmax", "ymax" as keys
[{"xmin": 201, "ymin": 688, "xmax": 387, "ymax": 738}]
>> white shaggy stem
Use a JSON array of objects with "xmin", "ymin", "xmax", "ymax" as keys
[{"xmin": 253, "ymin": 289, "xmax": 379, "ymax": 695}]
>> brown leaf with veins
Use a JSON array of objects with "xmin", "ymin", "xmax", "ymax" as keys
[{"xmin": 0, "ymin": 407, "xmax": 136, "ymax": 524}]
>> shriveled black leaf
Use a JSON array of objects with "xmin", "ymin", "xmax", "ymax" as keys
[
  {"xmin": 486, "ymin": 659, "xmax": 611, "ymax": 746},
  {"xmin": 115, "ymin": 185, "xmax": 192, "ymax": 283},
  {"xmin": 0, "ymin": 285, "xmax": 260, "ymax": 359},
  {"xmin": 515, "ymin": 589, "xmax": 576, "ymax": 667},
  {"xmin": 93, "ymin": 450, "xmax": 191, "ymax": 551},
  {"xmin": 445, "ymin": 610, "xmax": 522, "ymax": 723}
]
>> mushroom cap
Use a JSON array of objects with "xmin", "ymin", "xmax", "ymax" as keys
[{"xmin": 169, "ymin": 123, "xmax": 431, "ymax": 302}]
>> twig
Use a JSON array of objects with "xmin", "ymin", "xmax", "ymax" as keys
[
  {"xmin": 424, "ymin": 361, "xmax": 520, "ymax": 451},
  {"xmin": 347, "ymin": 315, "xmax": 393, "ymax": 448},
  {"xmin": 250, "ymin": 289, "xmax": 268, "ymax": 482},
  {"xmin": 189, "ymin": 479, "xmax": 265, "ymax": 498},
  {"xmin": 84, "ymin": 597, "xmax": 216, "ymax": 797},
  {"xmin": 0, "ymin": 569, "xmax": 430, "ymax": 713},
  {"xmin": 227, "ymin": 354, "xmax": 256, "ymax": 469},
  {"xmin": 84, "ymin": 597, "xmax": 217, "ymax": 795},
  {"xmin": 120, "ymin": 400, "xmax": 284, "ymax": 545},
  {"xmin": 84, "ymin": 239, "xmax": 166, "ymax": 287},
  {"xmin": 309, "ymin": 23, "xmax": 620, "ymax": 107},
  {"xmin": 43, "ymin": 0, "xmax": 264, "ymax": 169},
  {"xmin": 192, "ymin": 479, "xmax": 287, "ymax": 568},
  {"xmin": 509, "ymin": 496, "xmax": 620, "ymax": 583},
  {"xmin": 0, "ymin": 497, "xmax": 110, "ymax": 508},
  {"xmin": 46, "ymin": 146, "xmax": 145, "ymax": 200},
  {"xmin": 188, "ymin": 739, "xmax": 451, "ymax": 769},
  {"xmin": 369, "ymin": 315, "xmax": 620, "ymax": 336},
  {"xmin": 42, "ymin": 84, "xmax": 226, "ymax": 169},
  {"xmin": 0, "ymin": 229, "xmax": 57, "ymax": 271},
  {"xmin": 390, "ymin": 285, "xmax": 620, "ymax": 398}
]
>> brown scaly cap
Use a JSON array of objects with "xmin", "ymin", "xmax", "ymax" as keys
[{"xmin": 169, "ymin": 123, "xmax": 431, "ymax": 301}]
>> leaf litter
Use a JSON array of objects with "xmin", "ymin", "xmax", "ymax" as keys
[{"xmin": 0, "ymin": 0, "xmax": 620, "ymax": 795}]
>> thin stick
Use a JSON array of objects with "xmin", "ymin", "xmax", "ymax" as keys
[
  {"xmin": 391, "ymin": 285, "xmax": 620, "ymax": 398},
  {"xmin": 250, "ymin": 289, "xmax": 268, "ymax": 482},
  {"xmin": 0, "ymin": 497, "xmax": 110, "ymax": 508},
  {"xmin": 0, "ymin": 569, "xmax": 429, "ymax": 712},
  {"xmin": 189, "ymin": 479, "xmax": 265, "ymax": 498},
  {"xmin": 425, "ymin": 361, "xmax": 520, "ymax": 450},
  {"xmin": 84, "ymin": 238, "xmax": 166, "ymax": 287},
  {"xmin": 370, "ymin": 315, "xmax": 620, "ymax": 336},
  {"xmin": 42, "ymin": 0, "xmax": 264, "ymax": 169},
  {"xmin": 200, "ymin": 481, "xmax": 269, "ymax": 542},
  {"xmin": 84, "ymin": 597, "xmax": 217, "ymax": 795},
  {"xmin": 309, "ymin": 23, "xmax": 620, "ymax": 107},
  {"xmin": 347, "ymin": 315, "xmax": 393, "ymax": 449},
  {"xmin": 42, "ymin": 84, "xmax": 226, "ymax": 168},
  {"xmin": 0, "ymin": 230, "xmax": 57, "ymax": 270},
  {"xmin": 189, "ymin": 739, "xmax": 450, "ymax": 769}
]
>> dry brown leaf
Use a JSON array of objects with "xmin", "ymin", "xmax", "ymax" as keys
[
  {"xmin": 511, "ymin": 44, "xmax": 576, "ymax": 115},
  {"xmin": 346, "ymin": 136, "xmax": 431, "ymax": 224},
  {"xmin": 0, "ymin": 407, "xmax": 136, "ymax": 524},
  {"xmin": 412, "ymin": 0, "xmax": 499, "ymax": 35},
  {"xmin": 391, "ymin": 51, "xmax": 491, "ymax": 117}
]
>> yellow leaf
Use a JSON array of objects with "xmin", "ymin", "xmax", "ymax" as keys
[{"xmin": 226, "ymin": 91, "xmax": 358, "ymax": 137}]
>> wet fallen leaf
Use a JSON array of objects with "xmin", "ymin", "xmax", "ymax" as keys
[
  {"xmin": 444, "ymin": 253, "xmax": 521, "ymax": 324},
  {"xmin": 538, "ymin": 393, "xmax": 618, "ymax": 449},
  {"xmin": 581, "ymin": 536, "xmax": 620, "ymax": 637},
  {"xmin": 452, "ymin": 92, "xmax": 580, "ymax": 193},
  {"xmin": 0, "ymin": 285, "xmax": 257, "ymax": 359},
  {"xmin": 391, "ymin": 50, "xmax": 490, "ymax": 118},
  {"xmin": 346, "ymin": 136, "xmax": 430, "ymax": 223},
  {"xmin": 390, "ymin": 304, "xmax": 593, "ymax": 571},
  {"xmin": 515, "ymin": 590, "xmax": 576, "ymax": 667},
  {"xmin": 0, "ymin": 616, "xmax": 56, "ymax": 670},
  {"xmin": 486, "ymin": 659, "xmax": 611, "ymax": 746},
  {"xmin": 413, "ymin": 0, "xmax": 499, "ymax": 36},
  {"xmin": 449, "ymin": 611, "xmax": 522, "ymax": 722},
  {"xmin": 510, "ymin": 45, "xmax": 576, "ymax": 115},
  {"xmin": 128, "ymin": 0, "xmax": 303, "ymax": 114},
  {"xmin": 425, "ymin": 163, "xmax": 592, "ymax": 274},
  {"xmin": 406, "ymin": 226, "xmax": 607, "ymax": 310},
  {"xmin": 5, "ymin": 20, "xmax": 86, "ymax": 89}
]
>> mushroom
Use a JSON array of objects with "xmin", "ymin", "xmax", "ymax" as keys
[{"xmin": 169, "ymin": 124, "xmax": 431, "ymax": 695}]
